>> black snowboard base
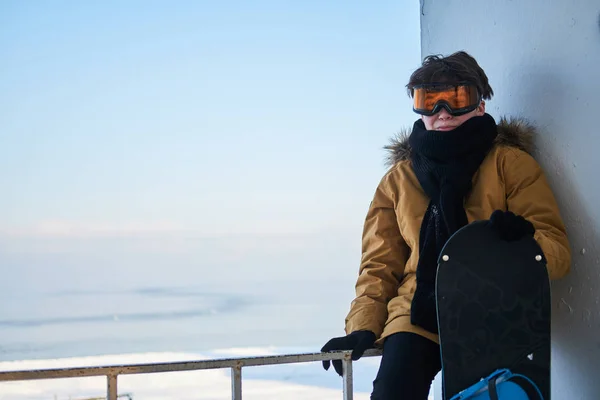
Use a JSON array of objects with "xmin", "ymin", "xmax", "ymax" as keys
[{"xmin": 436, "ymin": 220, "xmax": 551, "ymax": 399}]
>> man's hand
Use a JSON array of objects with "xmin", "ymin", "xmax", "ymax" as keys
[
  {"xmin": 488, "ymin": 210, "xmax": 535, "ymax": 242},
  {"xmin": 320, "ymin": 330, "xmax": 376, "ymax": 376}
]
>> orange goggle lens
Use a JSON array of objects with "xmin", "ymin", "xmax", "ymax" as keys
[{"xmin": 413, "ymin": 84, "xmax": 480, "ymax": 116}]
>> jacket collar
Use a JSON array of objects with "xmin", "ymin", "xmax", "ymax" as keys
[{"xmin": 384, "ymin": 116, "xmax": 536, "ymax": 167}]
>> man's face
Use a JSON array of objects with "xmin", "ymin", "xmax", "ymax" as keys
[{"xmin": 421, "ymin": 101, "xmax": 486, "ymax": 131}]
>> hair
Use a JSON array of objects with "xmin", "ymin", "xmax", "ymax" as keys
[{"xmin": 406, "ymin": 51, "xmax": 494, "ymax": 100}]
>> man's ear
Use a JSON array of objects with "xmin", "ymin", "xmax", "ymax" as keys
[{"xmin": 477, "ymin": 100, "xmax": 486, "ymax": 115}]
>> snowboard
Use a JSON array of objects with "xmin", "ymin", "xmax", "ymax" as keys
[{"xmin": 435, "ymin": 220, "xmax": 551, "ymax": 400}]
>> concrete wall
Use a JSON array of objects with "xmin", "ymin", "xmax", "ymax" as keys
[{"xmin": 419, "ymin": 1, "xmax": 600, "ymax": 398}]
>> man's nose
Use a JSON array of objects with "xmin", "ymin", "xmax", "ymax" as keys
[{"xmin": 437, "ymin": 108, "xmax": 453, "ymax": 119}]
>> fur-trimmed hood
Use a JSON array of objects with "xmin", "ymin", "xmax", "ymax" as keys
[{"xmin": 384, "ymin": 116, "xmax": 536, "ymax": 167}]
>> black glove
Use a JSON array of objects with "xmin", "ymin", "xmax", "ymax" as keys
[
  {"xmin": 488, "ymin": 210, "xmax": 535, "ymax": 242},
  {"xmin": 320, "ymin": 330, "xmax": 376, "ymax": 376}
]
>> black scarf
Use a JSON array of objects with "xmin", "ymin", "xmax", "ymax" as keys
[{"xmin": 409, "ymin": 113, "xmax": 498, "ymax": 333}]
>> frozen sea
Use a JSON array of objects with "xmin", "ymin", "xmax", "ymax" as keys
[{"xmin": 0, "ymin": 233, "xmax": 409, "ymax": 399}]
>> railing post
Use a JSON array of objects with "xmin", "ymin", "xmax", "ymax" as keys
[
  {"xmin": 107, "ymin": 374, "xmax": 118, "ymax": 400},
  {"xmin": 231, "ymin": 363, "xmax": 242, "ymax": 400},
  {"xmin": 342, "ymin": 355, "xmax": 353, "ymax": 400}
]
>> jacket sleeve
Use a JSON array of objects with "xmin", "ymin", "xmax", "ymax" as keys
[
  {"xmin": 503, "ymin": 148, "xmax": 571, "ymax": 279},
  {"xmin": 344, "ymin": 171, "xmax": 410, "ymax": 337}
]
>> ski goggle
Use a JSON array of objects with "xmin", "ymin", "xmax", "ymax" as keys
[{"xmin": 412, "ymin": 83, "xmax": 481, "ymax": 116}]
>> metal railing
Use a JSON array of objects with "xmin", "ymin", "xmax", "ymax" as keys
[{"xmin": 0, "ymin": 349, "xmax": 382, "ymax": 400}]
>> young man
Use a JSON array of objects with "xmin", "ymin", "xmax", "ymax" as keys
[{"xmin": 321, "ymin": 51, "xmax": 571, "ymax": 399}]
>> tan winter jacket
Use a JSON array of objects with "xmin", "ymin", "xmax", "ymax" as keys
[{"xmin": 344, "ymin": 118, "xmax": 571, "ymax": 346}]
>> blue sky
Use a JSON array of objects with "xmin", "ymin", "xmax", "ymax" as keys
[{"xmin": 0, "ymin": 1, "xmax": 420, "ymax": 291}]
